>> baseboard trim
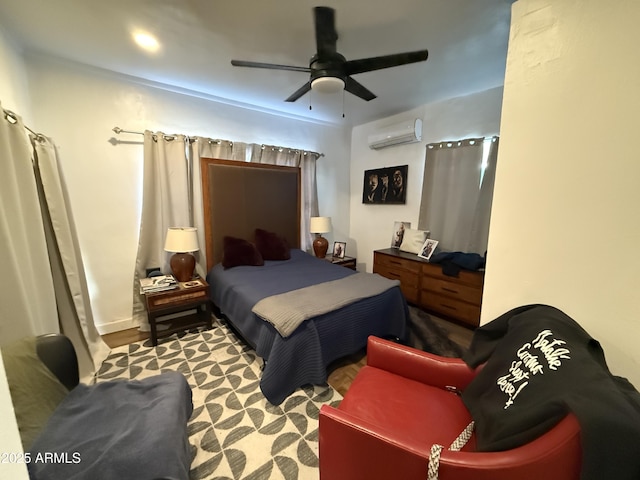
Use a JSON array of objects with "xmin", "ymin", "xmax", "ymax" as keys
[{"xmin": 96, "ymin": 317, "xmax": 140, "ymax": 335}]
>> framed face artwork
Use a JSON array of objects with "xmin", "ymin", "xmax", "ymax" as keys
[{"xmin": 362, "ymin": 165, "xmax": 408, "ymax": 204}]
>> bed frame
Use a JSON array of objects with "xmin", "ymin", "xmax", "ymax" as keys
[{"xmin": 200, "ymin": 158, "xmax": 301, "ymax": 270}]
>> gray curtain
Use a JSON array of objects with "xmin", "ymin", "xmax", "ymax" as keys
[
  {"xmin": 1, "ymin": 104, "xmax": 109, "ymax": 380},
  {"xmin": 418, "ymin": 137, "xmax": 498, "ymax": 254},
  {"xmin": 250, "ymin": 144, "xmax": 319, "ymax": 251}
]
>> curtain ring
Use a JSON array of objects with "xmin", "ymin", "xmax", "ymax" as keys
[{"xmin": 4, "ymin": 110, "xmax": 18, "ymax": 124}]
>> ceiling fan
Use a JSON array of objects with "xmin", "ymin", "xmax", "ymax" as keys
[{"xmin": 231, "ymin": 6, "xmax": 429, "ymax": 102}]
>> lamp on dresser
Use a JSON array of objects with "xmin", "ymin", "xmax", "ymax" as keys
[
  {"xmin": 310, "ymin": 216, "xmax": 332, "ymax": 258},
  {"xmin": 164, "ymin": 227, "xmax": 199, "ymax": 282}
]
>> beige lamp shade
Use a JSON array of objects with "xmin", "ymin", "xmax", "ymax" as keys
[
  {"xmin": 164, "ymin": 227, "xmax": 199, "ymax": 253},
  {"xmin": 309, "ymin": 216, "xmax": 332, "ymax": 234}
]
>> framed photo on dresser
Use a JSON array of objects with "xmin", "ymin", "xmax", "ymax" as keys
[{"xmin": 418, "ymin": 239, "xmax": 438, "ymax": 260}]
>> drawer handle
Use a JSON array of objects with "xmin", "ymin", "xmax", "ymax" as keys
[
  {"xmin": 388, "ymin": 272, "xmax": 401, "ymax": 277},
  {"xmin": 389, "ymin": 260, "xmax": 402, "ymax": 266},
  {"xmin": 441, "ymin": 304, "xmax": 458, "ymax": 311},
  {"xmin": 442, "ymin": 287, "xmax": 460, "ymax": 294}
]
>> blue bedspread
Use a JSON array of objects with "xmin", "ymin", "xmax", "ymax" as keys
[{"xmin": 208, "ymin": 249, "xmax": 408, "ymax": 404}]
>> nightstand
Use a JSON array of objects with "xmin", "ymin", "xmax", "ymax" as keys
[
  {"xmin": 144, "ymin": 278, "xmax": 213, "ymax": 346},
  {"xmin": 325, "ymin": 255, "xmax": 357, "ymax": 270}
]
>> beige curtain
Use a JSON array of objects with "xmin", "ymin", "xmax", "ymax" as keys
[
  {"xmin": 419, "ymin": 137, "xmax": 498, "ymax": 254},
  {"xmin": 189, "ymin": 137, "xmax": 248, "ymax": 277},
  {"xmin": 250, "ymin": 144, "xmax": 319, "ymax": 250},
  {"xmin": 132, "ymin": 131, "xmax": 191, "ymax": 329},
  {"xmin": 1, "ymin": 104, "xmax": 108, "ymax": 380},
  {"xmin": 468, "ymin": 137, "xmax": 500, "ymax": 254}
]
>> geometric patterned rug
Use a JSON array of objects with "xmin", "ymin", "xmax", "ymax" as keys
[{"xmin": 95, "ymin": 320, "xmax": 342, "ymax": 480}]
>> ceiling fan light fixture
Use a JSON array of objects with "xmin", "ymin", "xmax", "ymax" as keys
[{"xmin": 311, "ymin": 76, "xmax": 345, "ymax": 94}]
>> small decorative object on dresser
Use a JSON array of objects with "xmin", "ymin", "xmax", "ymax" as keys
[
  {"xmin": 418, "ymin": 238, "xmax": 439, "ymax": 260},
  {"xmin": 332, "ymin": 241, "xmax": 346, "ymax": 258},
  {"xmin": 391, "ymin": 221, "xmax": 411, "ymax": 248}
]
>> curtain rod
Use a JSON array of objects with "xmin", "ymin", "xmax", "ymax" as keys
[
  {"xmin": 426, "ymin": 135, "xmax": 499, "ymax": 149},
  {"xmin": 112, "ymin": 126, "xmax": 324, "ymax": 157},
  {"xmin": 3, "ymin": 108, "xmax": 45, "ymax": 140}
]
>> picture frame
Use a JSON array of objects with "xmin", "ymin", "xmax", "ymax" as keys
[
  {"xmin": 391, "ymin": 221, "xmax": 411, "ymax": 248},
  {"xmin": 418, "ymin": 239, "xmax": 439, "ymax": 261},
  {"xmin": 362, "ymin": 165, "xmax": 408, "ymax": 204},
  {"xmin": 332, "ymin": 241, "xmax": 346, "ymax": 259}
]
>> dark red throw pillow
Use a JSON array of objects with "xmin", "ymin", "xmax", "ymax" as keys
[
  {"xmin": 222, "ymin": 236, "xmax": 264, "ymax": 269},
  {"xmin": 254, "ymin": 228, "xmax": 291, "ymax": 261}
]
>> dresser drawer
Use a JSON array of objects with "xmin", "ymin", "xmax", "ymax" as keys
[
  {"xmin": 421, "ymin": 263, "xmax": 483, "ymax": 288},
  {"xmin": 373, "ymin": 265, "xmax": 419, "ymax": 303},
  {"xmin": 422, "ymin": 278, "xmax": 483, "ymax": 306},
  {"xmin": 420, "ymin": 293, "xmax": 481, "ymax": 327},
  {"xmin": 374, "ymin": 252, "xmax": 421, "ymax": 274}
]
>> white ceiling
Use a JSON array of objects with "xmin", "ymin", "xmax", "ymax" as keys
[{"xmin": 0, "ymin": 0, "xmax": 515, "ymax": 126}]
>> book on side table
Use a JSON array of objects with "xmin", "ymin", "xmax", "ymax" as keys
[{"xmin": 139, "ymin": 275, "xmax": 177, "ymax": 294}]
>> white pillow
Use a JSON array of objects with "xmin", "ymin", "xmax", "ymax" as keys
[{"xmin": 399, "ymin": 229, "xmax": 430, "ymax": 254}]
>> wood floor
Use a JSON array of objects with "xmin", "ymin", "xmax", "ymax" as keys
[
  {"xmin": 102, "ymin": 328, "xmax": 149, "ymax": 348},
  {"xmin": 101, "ymin": 312, "xmax": 474, "ymax": 397}
]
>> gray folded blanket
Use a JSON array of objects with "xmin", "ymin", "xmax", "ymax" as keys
[{"xmin": 252, "ymin": 272, "xmax": 400, "ymax": 337}]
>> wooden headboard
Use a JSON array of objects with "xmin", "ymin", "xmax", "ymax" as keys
[{"xmin": 200, "ymin": 158, "xmax": 301, "ymax": 271}]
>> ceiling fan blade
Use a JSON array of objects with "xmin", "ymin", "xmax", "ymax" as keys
[
  {"xmin": 285, "ymin": 82, "xmax": 312, "ymax": 102},
  {"xmin": 344, "ymin": 49, "xmax": 429, "ymax": 75},
  {"xmin": 231, "ymin": 60, "xmax": 311, "ymax": 73},
  {"xmin": 344, "ymin": 76, "xmax": 376, "ymax": 101},
  {"xmin": 314, "ymin": 6, "xmax": 338, "ymax": 56}
]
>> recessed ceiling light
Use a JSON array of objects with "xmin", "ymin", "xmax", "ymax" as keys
[{"xmin": 133, "ymin": 32, "xmax": 160, "ymax": 53}]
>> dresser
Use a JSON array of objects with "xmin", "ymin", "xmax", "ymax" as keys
[{"xmin": 373, "ymin": 248, "xmax": 484, "ymax": 327}]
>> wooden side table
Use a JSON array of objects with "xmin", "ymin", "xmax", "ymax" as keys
[
  {"xmin": 324, "ymin": 255, "xmax": 357, "ymax": 270},
  {"xmin": 144, "ymin": 278, "xmax": 213, "ymax": 346}
]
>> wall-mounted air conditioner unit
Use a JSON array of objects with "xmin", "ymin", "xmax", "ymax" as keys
[{"xmin": 368, "ymin": 118, "xmax": 422, "ymax": 150}]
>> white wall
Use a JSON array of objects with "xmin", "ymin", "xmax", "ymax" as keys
[
  {"xmin": 20, "ymin": 54, "xmax": 350, "ymax": 334},
  {"xmin": 0, "ymin": 27, "xmax": 31, "ymax": 118},
  {"xmin": 483, "ymin": 0, "xmax": 640, "ymax": 387},
  {"xmin": 0, "ymin": 27, "xmax": 31, "ymax": 480},
  {"xmin": 349, "ymin": 87, "xmax": 503, "ymax": 272}
]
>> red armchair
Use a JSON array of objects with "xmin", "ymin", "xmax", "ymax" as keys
[{"xmin": 319, "ymin": 336, "xmax": 581, "ymax": 480}]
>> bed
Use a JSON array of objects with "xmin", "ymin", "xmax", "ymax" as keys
[{"xmin": 201, "ymin": 158, "xmax": 408, "ymax": 404}]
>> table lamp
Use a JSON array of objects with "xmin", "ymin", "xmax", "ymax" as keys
[
  {"xmin": 164, "ymin": 227, "xmax": 199, "ymax": 282},
  {"xmin": 310, "ymin": 216, "xmax": 331, "ymax": 258}
]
